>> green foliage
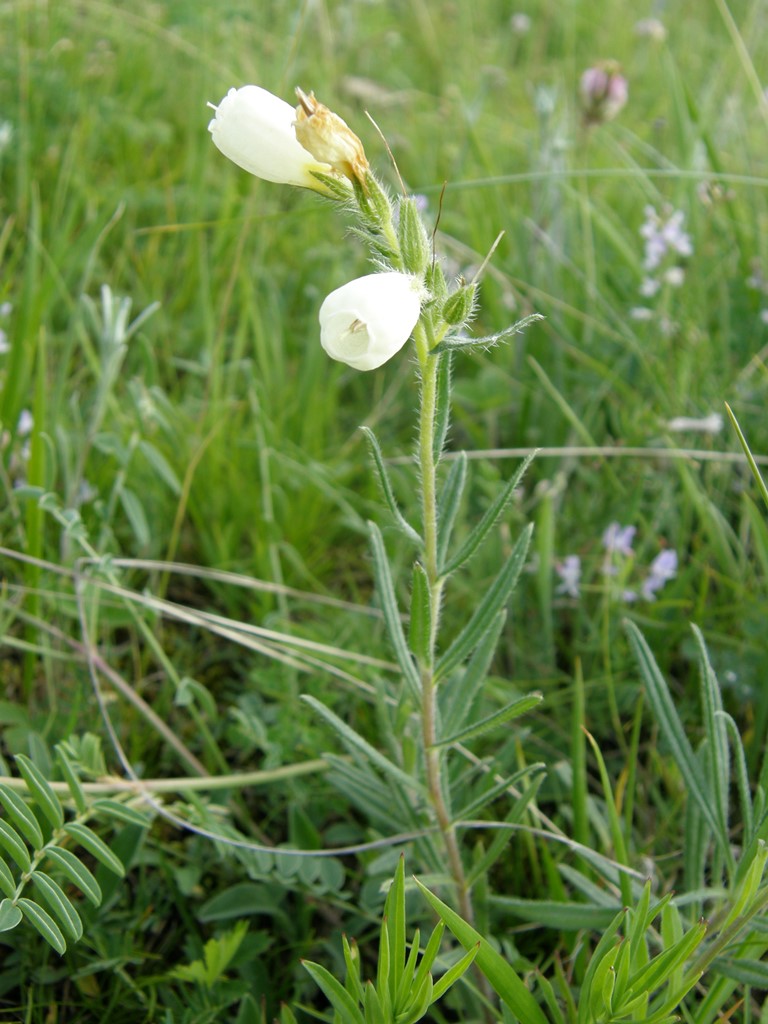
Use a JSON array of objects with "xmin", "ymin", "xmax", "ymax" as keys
[
  {"xmin": 303, "ymin": 856, "xmax": 479, "ymax": 1024},
  {"xmin": 0, "ymin": 748, "xmax": 149, "ymax": 955}
]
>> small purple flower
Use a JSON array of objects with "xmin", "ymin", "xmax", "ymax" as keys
[
  {"xmin": 642, "ymin": 549, "xmax": 678, "ymax": 601},
  {"xmin": 555, "ymin": 555, "xmax": 581, "ymax": 598},
  {"xmin": 603, "ymin": 522, "xmax": 636, "ymax": 557}
]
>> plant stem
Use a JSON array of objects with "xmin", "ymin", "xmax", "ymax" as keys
[{"xmin": 415, "ymin": 323, "xmax": 474, "ymax": 927}]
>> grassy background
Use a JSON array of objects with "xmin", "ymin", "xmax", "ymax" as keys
[{"xmin": 2, "ymin": 0, "xmax": 768, "ymax": 1020}]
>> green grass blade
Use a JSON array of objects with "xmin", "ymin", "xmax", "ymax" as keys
[
  {"xmin": 430, "ymin": 941, "xmax": 479, "ymax": 1002},
  {"xmin": 624, "ymin": 620, "xmax": 726, "ymax": 853},
  {"xmin": 408, "ymin": 562, "xmax": 431, "ymax": 665},
  {"xmin": 439, "ymin": 611, "xmax": 506, "ymax": 739},
  {"xmin": 725, "ymin": 402, "xmax": 768, "ymax": 512},
  {"xmin": 54, "ymin": 746, "xmax": 88, "ymax": 815},
  {"xmin": 385, "ymin": 855, "xmax": 407, "ymax": 1002},
  {"xmin": 691, "ymin": 624, "xmax": 731, "ymax": 859}
]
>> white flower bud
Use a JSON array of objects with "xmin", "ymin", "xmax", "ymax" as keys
[
  {"xmin": 319, "ymin": 272, "xmax": 423, "ymax": 371},
  {"xmin": 208, "ymin": 85, "xmax": 334, "ymax": 192}
]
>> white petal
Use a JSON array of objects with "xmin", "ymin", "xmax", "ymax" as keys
[
  {"xmin": 208, "ymin": 85, "xmax": 331, "ymax": 190},
  {"xmin": 319, "ymin": 272, "xmax": 423, "ymax": 371}
]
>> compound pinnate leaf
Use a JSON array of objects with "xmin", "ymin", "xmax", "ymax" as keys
[
  {"xmin": 0, "ymin": 783, "xmax": 44, "ymax": 848},
  {"xmin": 14, "ymin": 754, "xmax": 64, "ymax": 830},
  {"xmin": 63, "ymin": 823, "xmax": 125, "ymax": 877},
  {"xmin": 18, "ymin": 897, "xmax": 67, "ymax": 955}
]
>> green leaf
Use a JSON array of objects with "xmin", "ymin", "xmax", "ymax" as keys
[
  {"xmin": 18, "ymin": 897, "xmax": 67, "ymax": 954},
  {"xmin": 63, "ymin": 822, "xmax": 125, "ymax": 877},
  {"xmin": 360, "ymin": 427, "xmax": 422, "ymax": 547},
  {"xmin": 395, "ymin": 928, "xmax": 421, "ymax": 1010},
  {"xmin": 31, "ymin": 872, "xmax": 83, "ymax": 941},
  {"xmin": 432, "ymin": 351, "xmax": 452, "ymax": 462},
  {"xmin": 14, "ymin": 754, "xmax": 64, "ymax": 830},
  {"xmin": 437, "ymin": 523, "xmax": 533, "ymax": 680},
  {"xmin": 578, "ymin": 909, "xmax": 626, "ymax": 1024},
  {"xmin": 302, "ymin": 959, "xmax": 366, "ymax": 1024},
  {"xmin": 408, "ymin": 563, "xmax": 431, "ymax": 665},
  {"xmin": 302, "ymin": 695, "xmax": 426, "ymax": 796},
  {"xmin": 0, "ymin": 819, "xmax": 30, "ymax": 872},
  {"xmin": 436, "ymin": 452, "xmax": 467, "ymax": 570},
  {"xmin": 0, "ymin": 897, "xmax": 22, "ymax": 932},
  {"xmin": 342, "ymin": 936, "xmax": 366, "ymax": 1004},
  {"xmin": 692, "ymin": 624, "xmax": 731, "ymax": 857},
  {"xmin": 431, "ymin": 313, "xmax": 544, "ymax": 355},
  {"xmin": 368, "ymin": 521, "xmax": 422, "ymax": 699},
  {"xmin": 442, "ymin": 453, "xmax": 535, "ymax": 576},
  {"xmin": 725, "ymin": 401, "xmax": 768, "ymax": 512},
  {"xmin": 385, "ymin": 855, "xmax": 407, "ymax": 1003},
  {"xmin": 439, "ymin": 611, "xmax": 506, "ymax": 740},
  {"xmin": 54, "ymin": 745, "xmax": 88, "ymax": 815},
  {"xmin": 172, "ymin": 921, "xmax": 248, "ymax": 987},
  {"xmin": 410, "ymin": 919, "xmax": 444, "ymax": 995},
  {"xmin": 431, "ymin": 942, "xmax": 480, "ymax": 1002},
  {"xmin": 490, "ymin": 897, "xmax": 619, "ymax": 930},
  {"xmin": 0, "ymin": 855, "xmax": 16, "ymax": 898},
  {"xmin": 90, "ymin": 799, "xmax": 150, "ymax": 828},
  {"xmin": 45, "ymin": 846, "xmax": 102, "ymax": 906},
  {"xmin": 433, "ymin": 692, "xmax": 542, "ymax": 748},
  {"xmin": 624, "ymin": 621, "xmax": 726, "ymax": 852},
  {"xmin": 0, "ymin": 782, "xmax": 44, "ymax": 848},
  {"xmin": 415, "ymin": 879, "xmax": 549, "ymax": 1024}
]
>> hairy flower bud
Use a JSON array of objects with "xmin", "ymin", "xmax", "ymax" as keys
[
  {"xmin": 294, "ymin": 88, "xmax": 370, "ymax": 187},
  {"xmin": 319, "ymin": 272, "xmax": 423, "ymax": 371},
  {"xmin": 442, "ymin": 283, "xmax": 477, "ymax": 326},
  {"xmin": 397, "ymin": 197, "xmax": 431, "ymax": 276},
  {"xmin": 208, "ymin": 85, "xmax": 335, "ymax": 192}
]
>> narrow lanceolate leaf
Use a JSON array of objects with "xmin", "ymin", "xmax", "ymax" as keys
[
  {"xmin": 430, "ymin": 314, "xmax": 545, "ymax": 355},
  {"xmin": 385, "ymin": 855, "xmax": 407, "ymax": 1003},
  {"xmin": 91, "ymin": 799, "xmax": 151, "ymax": 828},
  {"xmin": 0, "ymin": 783, "xmax": 44, "ymax": 848},
  {"xmin": 442, "ymin": 453, "xmax": 535, "ymax": 576},
  {"xmin": 414, "ymin": 879, "xmax": 549, "ymax": 1024},
  {"xmin": 624, "ymin": 620, "xmax": 726, "ymax": 853},
  {"xmin": 32, "ymin": 872, "xmax": 83, "ymax": 942},
  {"xmin": 18, "ymin": 897, "xmax": 67, "ymax": 954},
  {"xmin": 436, "ymin": 451, "xmax": 467, "ymax": 570},
  {"xmin": 368, "ymin": 521, "xmax": 422, "ymax": 699},
  {"xmin": 55, "ymin": 745, "xmax": 88, "ymax": 815},
  {"xmin": 14, "ymin": 754, "xmax": 64, "ymax": 829},
  {"xmin": 431, "ymin": 942, "xmax": 480, "ymax": 1002},
  {"xmin": 45, "ymin": 847, "xmax": 102, "ymax": 906},
  {"xmin": 432, "ymin": 351, "xmax": 453, "ymax": 463},
  {"xmin": 436, "ymin": 523, "xmax": 533, "ymax": 681},
  {"xmin": 408, "ymin": 563, "xmax": 432, "ymax": 665},
  {"xmin": 692, "ymin": 624, "xmax": 731, "ymax": 854},
  {"xmin": 301, "ymin": 959, "xmax": 365, "ymax": 1024},
  {"xmin": 432, "ymin": 692, "xmax": 543, "ymax": 748},
  {"xmin": 0, "ymin": 819, "xmax": 31, "ymax": 872},
  {"xmin": 302, "ymin": 695, "xmax": 426, "ymax": 796},
  {"xmin": 63, "ymin": 823, "xmax": 125, "ymax": 877},
  {"xmin": 439, "ymin": 611, "xmax": 506, "ymax": 740},
  {"xmin": 0, "ymin": 898, "xmax": 22, "ymax": 932},
  {"xmin": 360, "ymin": 427, "xmax": 422, "ymax": 547}
]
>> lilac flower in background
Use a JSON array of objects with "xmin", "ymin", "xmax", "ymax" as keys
[
  {"xmin": 640, "ymin": 205, "xmax": 692, "ymax": 272},
  {"xmin": 642, "ymin": 549, "xmax": 678, "ymax": 601},
  {"xmin": 634, "ymin": 18, "xmax": 667, "ymax": 42},
  {"xmin": 510, "ymin": 12, "xmax": 532, "ymax": 34},
  {"xmin": 0, "ymin": 301, "xmax": 10, "ymax": 354},
  {"xmin": 555, "ymin": 555, "xmax": 581, "ymax": 598},
  {"xmin": 602, "ymin": 522, "xmax": 636, "ymax": 557},
  {"xmin": 16, "ymin": 409, "xmax": 33, "ymax": 437}
]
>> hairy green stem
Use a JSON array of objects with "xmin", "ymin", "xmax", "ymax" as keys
[{"xmin": 415, "ymin": 322, "xmax": 474, "ymax": 927}]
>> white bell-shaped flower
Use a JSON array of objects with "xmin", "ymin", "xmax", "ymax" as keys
[
  {"xmin": 208, "ymin": 85, "xmax": 333, "ymax": 192},
  {"xmin": 319, "ymin": 272, "xmax": 423, "ymax": 371}
]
